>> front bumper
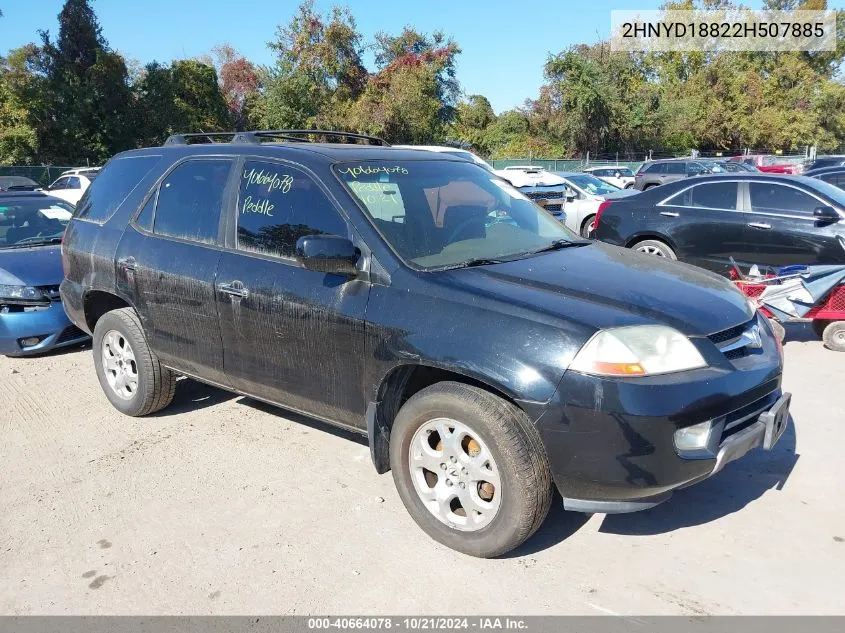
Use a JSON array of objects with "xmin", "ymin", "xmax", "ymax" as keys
[
  {"xmin": 537, "ymin": 318, "xmax": 785, "ymax": 513},
  {"xmin": 0, "ymin": 301, "xmax": 89, "ymax": 356}
]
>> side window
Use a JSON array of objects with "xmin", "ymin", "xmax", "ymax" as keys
[
  {"xmin": 134, "ymin": 193, "xmax": 156, "ymax": 231},
  {"xmin": 154, "ymin": 159, "xmax": 232, "ymax": 243},
  {"xmin": 50, "ymin": 177, "xmax": 69, "ymax": 190},
  {"xmin": 750, "ymin": 183, "xmax": 819, "ymax": 216},
  {"xmin": 75, "ymin": 155, "xmax": 161, "ymax": 222},
  {"xmin": 67, "ymin": 177, "xmax": 81, "ymax": 189},
  {"xmin": 689, "ymin": 182, "xmax": 737, "ymax": 209},
  {"xmin": 236, "ymin": 160, "xmax": 347, "ymax": 259},
  {"xmin": 667, "ymin": 162, "xmax": 686, "ymax": 175}
]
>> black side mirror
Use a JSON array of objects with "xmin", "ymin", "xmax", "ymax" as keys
[
  {"xmin": 295, "ymin": 234, "xmax": 359, "ymax": 276},
  {"xmin": 813, "ymin": 206, "xmax": 840, "ymax": 222}
]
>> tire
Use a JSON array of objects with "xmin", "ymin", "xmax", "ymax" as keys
[
  {"xmin": 767, "ymin": 318, "xmax": 786, "ymax": 343},
  {"xmin": 389, "ymin": 381, "xmax": 554, "ymax": 558},
  {"xmin": 822, "ymin": 321, "xmax": 845, "ymax": 352},
  {"xmin": 580, "ymin": 214, "xmax": 596, "ymax": 238},
  {"xmin": 632, "ymin": 239, "xmax": 677, "ymax": 259},
  {"xmin": 92, "ymin": 307, "xmax": 176, "ymax": 416},
  {"xmin": 624, "ymin": 183, "xmax": 634, "ymax": 189}
]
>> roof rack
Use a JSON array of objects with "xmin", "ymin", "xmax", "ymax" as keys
[
  {"xmin": 163, "ymin": 132, "xmax": 241, "ymax": 146},
  {"xmin": 163, "ymin": 129, "xmax": 390, "ymax": 147}
]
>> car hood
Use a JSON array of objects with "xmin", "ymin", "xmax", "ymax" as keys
[
  {"xmin": 495, "ymin": 169, "xmax": 567, "ymax": 188},
  {"xmin": 441, "ymin": 242, "xmax": 752, "ymax": 338},
  {"xmin": 0, "ymin": 245, "xmax": 63, "ymax": 287}
]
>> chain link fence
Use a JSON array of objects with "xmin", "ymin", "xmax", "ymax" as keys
[{"xmin": 0, "ymin": 166, "xmax": 78, "ymax": 186}]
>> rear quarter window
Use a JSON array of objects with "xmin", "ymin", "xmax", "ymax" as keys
[{"xmin": 74, "ymin": 155, "xmax": 162, "ymax": 223}]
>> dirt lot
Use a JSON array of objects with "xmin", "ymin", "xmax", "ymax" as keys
[{"xmin": 1, "ymin": 323, "xmax": 843, "ymax": 615}]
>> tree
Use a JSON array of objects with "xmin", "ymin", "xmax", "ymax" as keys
[
  {"xmin": 134, "ymin": 60, "xmax": 230, "ymax": 146},
  {"xmin": 0, "ymin": 45, "xmax": 42, "ymax": 164},
  {"xmin": 37, "ymin": 0, "xmax": 133, "ymax": 164},
  {"xmin": 451, "ymin": 95, "xmax": 495, "ymax": 154},
  {"xmin": 211, "ymin": 44, "xmax": 260, "ymax": 131},
  {"xmin": 257, "ymin": 1, "xmax": 367, "ymax": 129}
]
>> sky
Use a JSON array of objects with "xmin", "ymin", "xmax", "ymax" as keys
[{"xmin": 0, "ymin": 0, "xmax": 764, "ymax": 113}]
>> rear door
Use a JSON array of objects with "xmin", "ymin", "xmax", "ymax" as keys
[
  {"xmin": 215, "ymin": 158, "xmax": 370, "ymax": 429},
  {"xmin": 115, "ymin": 157, "xmax": 235, "ymax": 385},
  {"xmin": 742, "ymin": 181, "xmax": 845, "ymax": 268},
  {"xmin": 653, "ymin": 180, "xmax": 745, "ymax": 272}
]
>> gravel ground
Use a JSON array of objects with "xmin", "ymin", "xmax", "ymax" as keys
[{"xmin": 1, "ymin": 323, "xmax": 843, "ymax": 615}]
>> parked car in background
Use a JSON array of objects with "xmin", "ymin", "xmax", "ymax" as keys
[
  {"xmin": 0, "ymin": 191, "xmax": 89, "ymax": 356},
  {"xmin": 633, "ymin": 159, "xmax": 711, "ymax": 190},
  {"xmin": 61, "ymin": 130, "xmax": 788, "ymax": 558},
  {"xmin": 804, "ymin": 155, "xmax": 845, "ymax": 173},
  {"xmin": 392, "ymin": 145, "xmax": 495, "ymax": 173},
  {"xmin": 702, "ymin": 160, "xmax": 760, "ymax": 173},
  {"xmin": 0, "ymin": 176, "xmax": 40, "ymax": 191},
  {"xmin": 728, "ymin": 154, "xmax": 803, "ymax": 175},
  {"xmin": 806, "ymin": 167, "xmax": 845, "ymax": 190},
  {"xmin": 581, "ymin": 165, "xmax": 636, "ymax": 188},
  {"xmin": 45, "ymin": 167, "xmax": 100, "ymax": 204},
  {"xmin": 594, "ymin": 173, "xmax": 845, "ymax": 274}
]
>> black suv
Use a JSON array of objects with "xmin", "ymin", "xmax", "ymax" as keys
[
  {"xmin": 633, "ymin": 159, "xmax": 711, "ymax": 190},
  {"xmin": 61, "ymin": 130, "xmax": 789, "ymax": 557}
]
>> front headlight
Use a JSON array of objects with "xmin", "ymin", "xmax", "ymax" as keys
[
  {"xmin": 570, "ymin": 325, "xmax": 707, "ymax": 377},
  {"xmin": 0, "ymin": 284, "xmax": 49, "ymax": 305}
]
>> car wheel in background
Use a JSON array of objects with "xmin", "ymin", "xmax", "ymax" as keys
[
  {"xmin": 632, "ymin": 239, "xmax": 677, "ymax": 260},
  {"xmin": 92, "ymin": 307, "xmax": 176, "ymax": 416},
  {"xmin": 643, "ymin": 183, "xmax": 658, "ymax": 190},
  {"xmin": 624, "ymin": 183, "xmax": 634, "ymax": 189},
  {"xmin": 580, "ymin": 215, "xmax": 596, "ymax": 238},
  {"xmin": 389, "ymin": 381, "xmax": 553, "ymax": 558},
  {"xmin": 822, "ymin": 321, "xmax": 845, "ymax": 352}
]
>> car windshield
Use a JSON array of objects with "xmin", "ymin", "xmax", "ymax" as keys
[
  {"xmin": 335, "ymin": 160, "xmax": 581, "ymax": 270},
  {"xmin": 0, "ymin": 198, "xmax": 73, "ymax": 248},
  {"xmin": 808, "ymin": 178, "xmax": 845, "ymax": 207},
  {"xmin": 563, "ymin": 174, "xmax": 620, "ymax": 195}
]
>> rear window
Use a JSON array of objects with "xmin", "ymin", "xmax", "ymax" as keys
[{"xmin": 74, "ymin": 155, "xmax": 161, "ymax": 223}]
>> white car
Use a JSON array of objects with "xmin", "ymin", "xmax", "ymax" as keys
[
  {"xmin": 44, "ymin": 167, "xmax": 100, "ymax": 204},
  {"xmin": 581, "ymin": 166, "xmax": 636, "ymax": 189},
  {"xmin": 392, "ymin": 145, "xmax": 497, "ymax": 173}
]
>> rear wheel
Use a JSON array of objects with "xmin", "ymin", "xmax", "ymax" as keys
[
  {"xmin": 93, "ymin": 308, "xmax": 176, "ymax": 416},
  {"xmin": 643, "ymin": 183, "xmax": 658, "ymax": 190},
  {"xmin": 389, "ymin": 382, "xmax": 553, "ymax": 558},
  {"xmin": 822, "ymin": 321, "xmax": 845, "ymax": 352},
  {"xmin": 580, "ymin": 214, "xmax": 596, "ymax": 238},
  {"xmin": 633, "ymin": 239, "xmax": 677, "ymax": 260}
]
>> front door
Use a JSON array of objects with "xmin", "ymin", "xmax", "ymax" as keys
[
  {"xmin": 743, "ymin": 181, "xmax": 845, "ymax": 268},
  {"xmin": 216, "ymin": 158, "xmax": 370, "ymax": 429},
  {"xmin": 651, "ymin": 180, "xmax": 745, "ymax": 273},
  {"xmin": 115, "ymin": 157, "xmax": 235, "ymax": 385}
]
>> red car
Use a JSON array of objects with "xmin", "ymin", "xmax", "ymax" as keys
[{"xmin": 729, "ymin": 154, "xmax": 803, "ymax": 175}]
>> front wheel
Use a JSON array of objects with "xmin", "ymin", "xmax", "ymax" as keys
[
  {"xmin": 633, "ymin": 239, "xmax": 677, "ymax": 259},
  {"xmin": 93, "ymin": 307, "xmax": 176, "ymax": 416},
  {"xmin": 580, "ymin": 214, "xmax": 596, "ymax": 238},
  {"xmin": 389, "ymin": 382, "xmax": 553, "ymax": 558}
]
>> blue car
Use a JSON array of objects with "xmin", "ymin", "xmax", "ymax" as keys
[{"xmin": 0, "ymin": 192, "xmax": 89, "ymax": 356}]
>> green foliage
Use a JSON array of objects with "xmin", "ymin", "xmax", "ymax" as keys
[{"xmin": 1, "ymin": 0, "xmax": 844, "ymax": 166}]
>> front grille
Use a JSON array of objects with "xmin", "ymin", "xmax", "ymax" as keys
[
  {"xmin": 724, "ymin": 347, "xmax": 749, "ymax": 360},
  {"xmin": 524, "ymin": 190, "xmax": 565, "ymax": 201},
  {"xmin": 544, "ymin": 204, "xmax": 563, "ymax": 212},
  {"xmin": 720, "ymin": 391, "xmax": 779, "ymax": 442},
  {"xmin": 55, "ymin": 325, "xmax": 87, "ymax": 344},
  {"xmin": 709, "ymin": 320, "xmax": 751, "ymax": 345}
]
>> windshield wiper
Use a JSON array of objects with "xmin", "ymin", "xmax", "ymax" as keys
[
  {"xmin": 525, "ymin": 239, "xmax": 590, "ymax": 255},
  {"xmin": 3, "ymin": 237, "xmax": 63, "ymax": 249},
  {"xmin": 440, "ymin": 257, "xmax": 515, "ymax": 270}
]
